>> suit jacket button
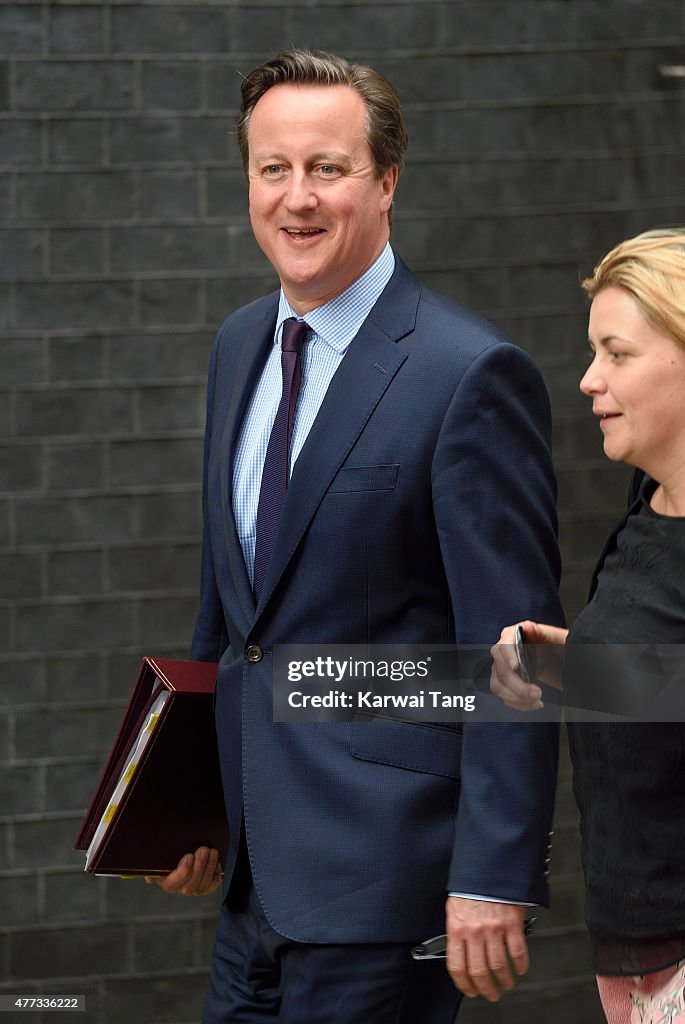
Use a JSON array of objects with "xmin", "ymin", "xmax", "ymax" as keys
[{"xmin": 246, "ymin": 644, "xmax": 263, "ymax": 663}]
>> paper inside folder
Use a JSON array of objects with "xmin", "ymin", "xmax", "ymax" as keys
[{"xmin": 85, "ymin": 689, "xmax": 170, "ymax": 871}]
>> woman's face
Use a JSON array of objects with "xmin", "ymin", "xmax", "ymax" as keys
[{"xmin": 580, "ymin": 285, "xmax": 685, "ymax": 475}]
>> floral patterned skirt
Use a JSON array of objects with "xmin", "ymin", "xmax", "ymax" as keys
[{"xmin": 597, "ymin": 961, "xmax": 685, "ymax": 1024}]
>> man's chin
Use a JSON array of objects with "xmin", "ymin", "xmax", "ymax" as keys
[{"xmin": 281, "ymin": 273, "xmax": 347, "ymax": 313}]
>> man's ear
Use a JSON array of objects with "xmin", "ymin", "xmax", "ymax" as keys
[{"xmin": 379, "ymin": 165, "xmax": 399, "ymax": 213}]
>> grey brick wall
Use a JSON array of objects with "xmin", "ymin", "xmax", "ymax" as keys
[{"xmin": 1, "ymin": 2, "xmax": 684, "ymax": 1022}]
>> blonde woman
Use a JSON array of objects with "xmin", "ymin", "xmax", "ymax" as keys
[{"xmin": 491, "ymin": 229, "xmax": 685, "ymax": 1024}]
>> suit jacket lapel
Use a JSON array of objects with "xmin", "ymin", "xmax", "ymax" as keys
[{"xmin": 254, "ymin": 259, "xmax": 420, "ymax": 617}]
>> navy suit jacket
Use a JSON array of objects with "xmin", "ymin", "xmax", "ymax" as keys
[{"xmin": 191, "ymin": 257, "xmax": 564, "ymax": 943}]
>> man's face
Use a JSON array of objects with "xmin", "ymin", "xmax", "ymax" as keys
[{"xmin": 247, "ymin": 83, "xmax": 398, "ymax": 315}]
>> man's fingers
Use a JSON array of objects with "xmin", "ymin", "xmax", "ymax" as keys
[
  {"xmin": 505, "ymin": 927, "xmax": 530, "ymax": 977},
  {"xmin": 485, "ymin": 935, "xmax": 516, "ymax": 993},
  {"xmin": 146, "ymin": 853, "xmax": 194, "ymax": 892},
  {"xmin": 144, "ymin": 848, "xmax": 222, "ymax": 895},
  {"xmin": 462, "ymin": 941, "xmax": 501, "ymax": 1002},
  {"xmin": 196, "ymin": 847, "xmax": 222, "ymax": 893},
  {"xmin": 449, "ymin": 930, "xmax": 528, "ymax": 1002},
  {"xmin": 445, "ymin": 897, "xmax": 530, "ymax": 1001},
  {"xmin": 446, "ymin": 938, "xmax": 478, "ymax": 999},
  {"xmin": 179, "ymin": 847, "xmax": 217, "ymax": 895}
]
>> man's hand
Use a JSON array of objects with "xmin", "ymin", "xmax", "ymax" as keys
[
  {"xmin": 145, "ymin": 846, "xmax": 222, "ymax": 896},
  {"xmin": 445, "ymin": 896, "xmax": 529, "ymax": 1001}
]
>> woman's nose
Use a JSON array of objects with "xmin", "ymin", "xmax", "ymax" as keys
[{"xmin": 579, "ymin": 357, "xmax": 605, "ymax": 396}]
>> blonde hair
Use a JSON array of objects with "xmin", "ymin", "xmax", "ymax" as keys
[{"xmin": 582, "ymin": 228, "xmax": 685, "ymax": 348}]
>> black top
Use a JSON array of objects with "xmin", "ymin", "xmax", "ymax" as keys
[{"xmin": 566, "ymin": 479, "xmax": 685, "ymax": 975}]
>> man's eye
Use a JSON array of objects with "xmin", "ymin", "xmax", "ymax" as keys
[
  {"xmin": 318, "ymin": 165, "xmax": 339, "ymax": 176},
  {"xmin": 263, "ymin": 165, "xmax": 283, "ymax": 176}
]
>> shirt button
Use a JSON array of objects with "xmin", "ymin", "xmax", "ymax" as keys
[{"xmin": 246, "ymin": 644, "xmax": 263, "ymax": 663}]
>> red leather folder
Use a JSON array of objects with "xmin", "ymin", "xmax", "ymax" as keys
[{"xmin": 75, "ymin": 657, "xmax": 228, "ymax": 876}]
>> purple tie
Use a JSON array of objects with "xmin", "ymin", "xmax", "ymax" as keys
[{"xmin": 253, "ymin": 318, "xmax": 309, "ymax": 600}]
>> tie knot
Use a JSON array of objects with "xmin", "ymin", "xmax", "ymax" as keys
[{"xmin": 281, "ymin": 317, "xmax": 309, "ymax": 354}]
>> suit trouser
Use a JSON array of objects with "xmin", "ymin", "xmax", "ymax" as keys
[{"xmin": 202, "ymin": 842, "xmax": 463, "ymax": 1023}]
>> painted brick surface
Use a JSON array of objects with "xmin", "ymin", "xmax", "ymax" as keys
[{"xmin": 2, "ymin": 2, "xmax": 684, "ymax": 1021}]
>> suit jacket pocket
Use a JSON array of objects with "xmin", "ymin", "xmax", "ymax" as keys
[
  {"xmin": 349, "ymin": 720, "xmax": 461, "ymax": 779},
  {"xmin": 328, "ymin": 464, "xmax": 399, "ymax": 493}
]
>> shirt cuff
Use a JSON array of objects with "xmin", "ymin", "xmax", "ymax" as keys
[{"xmin": 448, "ymin": 892, "xmax": 536, "ymax": 907}]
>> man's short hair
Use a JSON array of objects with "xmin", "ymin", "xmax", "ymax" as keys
[{"xmin": 237, "ymin": 48, "xmax": 408, "ymax": 181}]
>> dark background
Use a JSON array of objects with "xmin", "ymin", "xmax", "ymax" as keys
[{"xmin": 2, "ymin": 2, "xmax": 684, "ymax": 1021}]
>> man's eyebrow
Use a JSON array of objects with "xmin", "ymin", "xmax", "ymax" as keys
[
  {"xmin": 308, "ymin": 152, "xmax": 350, "ymax": 163},
  {"xmin": 250, "ymin": 151, "xmax": 352, "ymax": 164},
  {"xmin": 250, "ymin": 152, "xmax": 287, "ymax": 163}
]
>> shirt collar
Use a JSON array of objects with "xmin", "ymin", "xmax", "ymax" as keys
[{"xmin": 275, "ymin": 243, "xmax": 395, "ymax": 353}]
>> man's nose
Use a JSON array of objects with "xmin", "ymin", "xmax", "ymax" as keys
[{"xmin": 284, "ymin": 171, "xmax": 317, "ymax": 211}]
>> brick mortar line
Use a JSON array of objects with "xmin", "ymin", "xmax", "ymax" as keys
[
  {"xmin": 0, "ymin": 535, "xmax": 200, "ymax": 550},
  {"xmin": 3, "ymin": 698, "xmax": 144, "ymax": 712},
  {"xmin": 2, "ymin": 93, "xmax": 684, "ymax": 120},
  {"xmin": 0, "ymin": 482, "xmax": 201, "ymax": 494},
  {"xmin": 555, "ymin": 456, "xmax": 626, "ymax": 469},
  {"xmin": 0, "ymin": 307, "xmax": 606, "ymax": 333},
  {"xmin": 557, "ymin": 513, "xmax": 631, "ymax": 525},
  {"xmin": 3, "ymin": 195, "xmax": 685, "ymax": 223},
  {"xmin": 4, "ymin": 587, "xmax": 198, "ymax": 605},
  {"xmin": 0, "ymin": 433, "xmax": 203, "ymax": 446},
  {"xmin": 0, "ymin": 253, "xmax": 659, "ymax": 279},
  {"xmin": 0, "ymin": 754, "xmax": 119, "ymax": 765},
  {"xmin": 0, "ymin": 426, "xmax": 204, "ymax": 439},
  {"xmin": 0, "ymin": 642, "xmax": 193, "ymax": 655},
  {"xmin": 0, "ymin": 972, "xmax": 213, "ymax": 991},
  {"xmin": 498, "ymin": 970, "xmax": 607, "ymax": 995},
  {"xmin": 0, "ymin": 962, "xmax": 212, "ymax": 979},
  {"xmin": 0, "ymin": 912, "xmax": 220, "ymax": 930},
  {"xmin": 0, "ymin": 380, "xmax": 207, "ymax": 392},
  {"xmin": 249, "ymin": 39, "xmax": 685, "ymax": 57},
  {"xmin": 0, "ymin": 0, "xmax": 648, "ymax": 6},
  {"xmin": 562, "ymin": 558, "xmax": 614, "ymax": 571},
  {"xmin": 0, "ymin": 647, "xmax": 189, "ymax": 663},
  {"xmin": 4, "ymin": 143, "xmax": 684, "ymax": 162},
  {"xmin": 0, "ymin": 810, "xmax": 95, "ymax": 825},
  {"xmin": 4, "ymin": 37, "xmax": 684, "ymax": 58}
]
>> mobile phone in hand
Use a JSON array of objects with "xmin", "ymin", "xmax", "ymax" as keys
[{"xmin": 514, "ymin": 625, "xmax": 537, "ymax": 684}]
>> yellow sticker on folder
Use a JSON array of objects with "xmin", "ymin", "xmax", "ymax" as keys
[
  {"xmin": 123, "ymin": 763, "xmax": 136, "ymax": 783},
  {"xmin": 145, "ymin": 713, "xmax": 160, "ymax": 734},
  {"xmin": 103, "ymin": 803, "xmax": 118, "ymax": 824}
]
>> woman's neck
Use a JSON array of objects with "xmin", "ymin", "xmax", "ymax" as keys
[{"xmin": 649, "ymin": 468, "xmax": 685, "ymax": 517}]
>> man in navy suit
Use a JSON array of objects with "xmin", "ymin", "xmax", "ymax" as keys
[{"xmin": 152, "ymin": 48, "xmax": 564, "ymax": 1022}]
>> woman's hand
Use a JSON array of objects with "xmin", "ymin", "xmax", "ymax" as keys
[
  {"xmin": 145, "ymin": 846, "xmax": 222, "ymax": 896},
  {"xmin": 490, "ymin": 621, "xmax": 569, "ymax": 711}
]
